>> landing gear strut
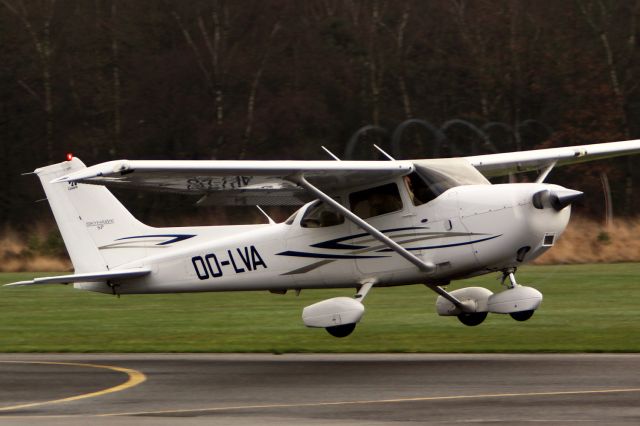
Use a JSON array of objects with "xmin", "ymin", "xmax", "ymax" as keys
[{"xmin": 501, "ymin": 268, "xmax": 518, "ymax": 289}]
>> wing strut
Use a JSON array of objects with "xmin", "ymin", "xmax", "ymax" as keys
[
  {"xmin": 292, "ymin": 175, "xmax": 470, "ymax": 311},
  {"xmin": 535, "ymin": 161, "xmax": 556, "ymax": 183}
]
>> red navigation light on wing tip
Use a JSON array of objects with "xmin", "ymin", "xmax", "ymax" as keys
[{"xmin": 66, "ymin": 153, "xmax": 73, "ymax": 161}]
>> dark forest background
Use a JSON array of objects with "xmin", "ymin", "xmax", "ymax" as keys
[{"xmin": 2, "ymin": 0, "xmax": 640, "ymax": 231}]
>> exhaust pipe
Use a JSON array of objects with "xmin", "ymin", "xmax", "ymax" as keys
[{"xmin": 533, "ymin": 189, "xmax": 584, "ymax": 211}]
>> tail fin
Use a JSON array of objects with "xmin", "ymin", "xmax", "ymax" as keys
[{"xmin": 35, "ymin": 158, "xmax": 150, "ymax": 272}]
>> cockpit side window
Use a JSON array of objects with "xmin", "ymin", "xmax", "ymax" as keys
[
  {"xmin": 403, "ymin": 172, "xmax": 436, "ymax": 206},
  {"xmin": 349, "ymin": 183, "xmax": 403, "ymax": 219},
  {"xmin": 300, "ymin": 200, "xmax": 345, "ymax": 228}
]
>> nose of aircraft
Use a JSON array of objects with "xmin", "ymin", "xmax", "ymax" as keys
[
  {"xmin": 532, "ymin": 188, "xmax": 584, "ymax": 211},
  {"xmin": 549, "ymin": 189, "xmax": 584, "ymax": 211}
]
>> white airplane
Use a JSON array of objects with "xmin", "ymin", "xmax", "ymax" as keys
[{"xmin": 7, "ymin": 140, "xmax": 640, "ymax": 337}]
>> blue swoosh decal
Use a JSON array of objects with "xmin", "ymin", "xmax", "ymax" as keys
[
  {"xmin": 277, "ymin": 250, "xmax": 388, "ymax": 259},
  {"xmin": 377, "ymin": 234, "xmax": 502, "ymax": 251},
  {"xmin": 115, "ymin": 234, "xmax": 196, "ymax": 245},
  {"xmin": 311, "ymin": 226, "xmax": 428, "ymax": 250}
]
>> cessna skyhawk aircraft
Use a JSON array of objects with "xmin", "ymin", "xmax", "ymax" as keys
[{"xmin": 7, "ymin": 140, "xmax": 640, "ymax": 337}]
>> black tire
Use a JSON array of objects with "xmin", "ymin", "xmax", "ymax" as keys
[
  {"xmin": 510, "ymin": 310, "xmax": 535, "ymax": 322},
  {"xmin": 457, "ymin": 312, "xmax": 487, "ymax": 326},
  {"xmin": 326, "ymin": 323, "xmax": 356, "ymax": 338}
]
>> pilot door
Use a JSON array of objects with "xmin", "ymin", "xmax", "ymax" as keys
[
  {"xmin": 404, "ymin": 170, "xmax": 478, "ymax": 272},
  {"xmin": 347, "ymin": 180, "xmax": 421, "ymax": 276}
]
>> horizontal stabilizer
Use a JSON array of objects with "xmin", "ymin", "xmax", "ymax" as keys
[{"xmin": 4, "ymin": 268, "xmax": 151, "ymax": 287}]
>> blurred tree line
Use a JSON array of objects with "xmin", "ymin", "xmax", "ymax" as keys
[{"xmin": 1, "ymin": 0, "xmax": 639, "ymax": 229}]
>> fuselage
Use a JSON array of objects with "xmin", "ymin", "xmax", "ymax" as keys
[{"xmin": 76, "ymin": 180, "xmax": 572, "ymax": 295}]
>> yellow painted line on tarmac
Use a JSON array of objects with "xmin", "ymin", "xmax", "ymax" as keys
[
  {"xmin": 0, "ymin": 361, "xmax": 146, "ymax": 412},
  {"xmin": 99, "ymin": 387, "xmax": 640, "ymax": 417}
]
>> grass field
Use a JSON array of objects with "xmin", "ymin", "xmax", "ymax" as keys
[{"xmin": 0, "ymin": 263, "xmax": 638, "ymax": 353}]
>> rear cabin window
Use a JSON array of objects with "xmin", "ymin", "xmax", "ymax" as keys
[
  {"xmin": 300, "ymin": 201, "xmax": 345, "ymax": 228},
  {"xmin": 349, "ymin": 183, "xmax": 403, "ymax": 219}
]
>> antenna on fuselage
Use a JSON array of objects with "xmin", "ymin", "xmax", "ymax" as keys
[
  {"xmin": 256, "ymin": 205, "xmax": 276, "ymax": 224},
  {"xmin": 321, "ymin": 146, "xmax": 341, "ymax": 161},
  {"xmin": 373, "ymin": 144, "xmax": 396, "ymax": 161}
]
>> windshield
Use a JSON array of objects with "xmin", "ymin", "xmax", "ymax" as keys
[{"xmin": 412, "ymin": 158, "xmax": 490, "ymax": 197}]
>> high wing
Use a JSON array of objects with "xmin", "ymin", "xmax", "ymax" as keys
[
  {"xmin": 50, "ymin": 160, "xmax": 413, "ymax": 205},
  {"xmin": 465, "ymin": 140, "xmax": 640, "ymax": 177},
  {"xmin": 50, "ymin": 140, "xmax": 640, "ymax": 205}
]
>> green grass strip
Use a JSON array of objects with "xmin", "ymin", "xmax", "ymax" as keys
[{"xmin": 0, "ymin": 263, "xmax": 638, "ymax": 352}]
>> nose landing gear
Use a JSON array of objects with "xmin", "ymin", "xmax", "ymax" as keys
[
  {"xmin": 495, "ymin": 269, "xmax": 542, "ymax": 322},
  {"xmin": 436, "ymin": 269, "xmax": 543, "ymax": 326}
]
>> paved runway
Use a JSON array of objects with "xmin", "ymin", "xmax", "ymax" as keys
[{"xmin": 0, "ymin": 354, "xmax": 639, "ymax": 425}]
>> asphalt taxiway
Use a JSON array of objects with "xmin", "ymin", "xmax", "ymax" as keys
[{"xmin": 0, "ymin": 353, "xmax": 639, "ymax": 425}]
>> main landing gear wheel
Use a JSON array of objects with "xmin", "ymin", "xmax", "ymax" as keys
[
  {"xmin": 326, "ymin": 323, "xmax": 356, "ymax": 337},
  {"xmin": 457, "ymin": 311, "xmax": 487, "ymax": 326},
  {"xmin": 510, "ymin": 310, "xmax": 535, "ymax": 322}
]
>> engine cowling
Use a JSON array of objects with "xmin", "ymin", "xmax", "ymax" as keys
[{"xmin": 302, "ymin": 297, "xmax": 364, "ymax": 328}]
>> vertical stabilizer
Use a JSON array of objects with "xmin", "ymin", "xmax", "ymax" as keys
[{"xmin": 35, "ymin": 158, "xmax": 150, "ymax": 272}]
